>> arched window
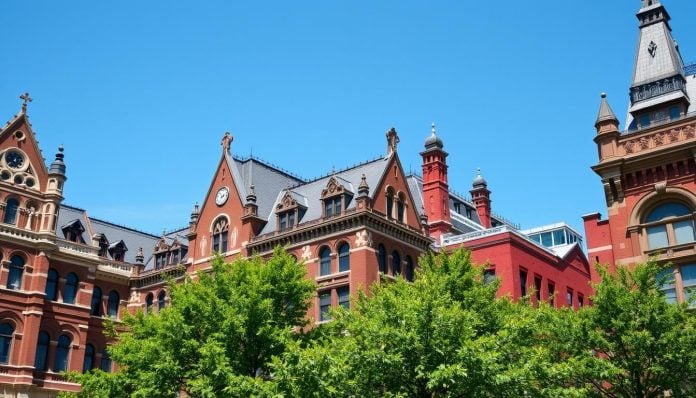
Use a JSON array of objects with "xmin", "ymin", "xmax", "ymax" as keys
[
  {"xmin": 405, "ymin": 256, "xmax": 414, "ymax": 282},
  {"xmin": 392, "ymin": 251, "xmax": 401, "ymax": 276},
  {"xmin": 83, "ymin": 343, "xmax": 95, "ymax": 372},
  {"xmin": 100, "ymin": 347, "xmax": 112, "ymax": 372},
  {"xmin": 7, "ymin": 254, "xmax": 24, "ymax": 290},
  {"xmin": 645, "ymin": 202, "xmax": 695, "ymax": 249},
  {"xmin": 397, "ymin": 192, "xmax": 406, "ymax": 223},
  {"xmin": 386, "ymin": 188, "xmax": 395, "ymax": 219},
  {"xmin": 4, "ymin": 198, "xmax": 19, "ymax": 225},
  {"xmin": 34, "ymin": 331, "xmax": 50, "ymax": 371},
  {"xmin": 63, "ymin": 272, "xmax": 79, "ymax": 304},
  {"xmin": 319, "ymin": 246, "xmax": 331, "ymax": 276},
  {"xmin": 377, "ymin": 244, "xmax": 387, "ymax": 274},
  {"xmin": 146, "ymin": 293, "xmax": 154, "ymax": 313},
  {"xmin": 45, "ymin": 268, "xmax": 59, "ymax": 301},
  {"xmin": 90, "ymin": 286, "xmax": 103, "ymax": 316},
  {"xmin": 107, "ymin": 291, "xmax": 120, "ymax": 318},
  {"xmin": 338, "ymin": 243, "xmax": 350, "ymax": 272},
  {"xmin": 158, "ymin": 290, "xmax": 166, "ymax": 310},
  {"xmin": 0, "ymin": 322, "xmax": 14, "ymax": 364},
  {"xmin": 212, "ymin": 217, "xmax": 229, "ymax": 254},
  {"xmin": 55, "ymin": 334, "xmax": 71, "ymax": 372}
]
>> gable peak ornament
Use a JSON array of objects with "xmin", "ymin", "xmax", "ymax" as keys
[
  {"xmin": 386, "ymin": 127, "xmax": 400, "ymax": 156},
  {"xmin": 648, "ymin": 41, "xmax": 657, "ymax": 58},
  {"xmin": 221, "ymin": 131, "xmax": 233, "ymax": 153},
  {"xmin": 19, "ymin": 92, "xmax": 32, "ymax": 113}
]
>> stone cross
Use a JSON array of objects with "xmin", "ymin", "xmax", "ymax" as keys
[{"xmin": 20, "ymin": 92, "xmax": 32, "ymax": 112}]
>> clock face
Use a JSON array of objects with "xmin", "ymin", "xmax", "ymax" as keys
[
  {"xmin": 5, "ymin": 151, "xmax": 24, "ymax": 169},
  {"xmin": 215, "ymin": 187, "xmax": 229, "ymax": 206}
]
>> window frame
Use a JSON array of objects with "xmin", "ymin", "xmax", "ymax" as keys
[
  {"xmin": 0, "ymin": 322, "xmax": 14, "ymax": 364},
  {"xmin": 45, "ymin": 268, "xmax": 59, "ymax": 301},
  {"xmin": 7, "ymin": 254, "xmax": 24, "ymax": 290},
  {"xmin": 62, "ymin": 272, "xmax": 79, "ymax": 304}
]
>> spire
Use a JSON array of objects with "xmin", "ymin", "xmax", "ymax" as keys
[
  {"xmin": 628, "ymin": 0, "xmax": 688, "ymax": 122},
  {"xmin": 246, "ymin": 184, "xmax": 257, "ymax": 204},
  {"xmin": 358, "ymin": 174, "xmax": 369, "ymax": 197},
  {"xmin": 595, "ymin": 93, "xmax": 619, "ymax": 128}
]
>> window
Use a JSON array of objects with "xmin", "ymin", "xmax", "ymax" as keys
[
  {"xmin": 55, "ymin": 335, "xmax": 71, "ymax": 372},
  {"xmin": 645, "ymin": 203, "xmax": 694, "ymax": 250},
  {"xmin": 519, "ymin": 270, "xmax": 528, "ymax": 296},
  {"xmin": 534, "ymin": 276, "xmax": 542, "ymax": 302},
  {"xmin": 155, "ymin": 253, "xmax": 167, "ymax": 269},
  {"xmin": 397, "ymin": 192, "xmax": 406, "ymax": 223},
  {"xmin": 158, "ymin": 290, "xmax": 166, "ymax": 310},
  {"xmin": 377, "ymin": 244, "xmax": 387, "ymax": 274},
  {"xmin": 578, "ymin": 294, "xmax": 584, "ymax": 307},
  {"xmin": 107, "ymin": 291, "xmax": 120, "ymax": 318},
  {"xmin": 552, "ymin": 230, "xmax": 566, "ymax": 246},
  {"xmin": 669, "ymin": 105, "xmax": 681, "ymax": 120},
  {"xmin": 171, "ymin": 250, "xmax": 179, "ymax": 265},
  {"xmin": 319, "ymin": 291, "xmax": 331, "ymax": 322},
  {"xmin": 567, "ymin": 289, "xmax": 574, "ymax": 307},
  {"xmin": 7, "ymin": 254, "xmax": 24, "ymax": 290},
  {"xmin": 483, "ymin": 269, "xmax": 496, "ymax": 285},
  {"xmin": 0, "ymin": 322, "xmax": 14, "ymax": 364},
  {"xmin": 4, "ymin": 198, "xmax": 18, "ymax": 225},
  {"xmin": 338, "ymin": 243, "xmax": 350, "ymax": 272},
  {"xmin": 386, "ymin": 188, "xmax": 395, "ymax": 219},
  {"xmin": 83, "ymin": 344, "xmax": 95, "ymax": 372},
  {"xmin": 392, "ymin": 251, "xmax": 401, "ymax": 276},
  {"xmin": 100, "ymin": 348, "xmax": 112, "ymax": 372},
  {"xmin": 681, "ymin": 264, "xmax": 696, "ymax": 308},
  {"xmin": 279, "ymin": 210, "xmax": 295, "ymax": 231},
  {"xmin": 63, "ymin": 272, "xmax": 79, "ymax": 304},
  {"xmin": 212, "ymin": 217, "xmax": 229, "ymax": 254},
  {"xmin": 405, "ymin": 256, "xmax": 414, "ymax": 282},
  {"xmin": 62, "ymin": 221, "xmax": 85, "ymax": 243},
  {"xmin": 337, "ymin": 286, "xmax": 350, "ymax": 309},
  {"xmin": 324, "ymin": 197, "xmax": 342, "ymax": 218},
  {"xmin": 657, "ymin": 269, "xmax": 677, "ymax": 303},
  {"xmin": 90, "ymin": 286, "xmax": 103, "ymax": 316},
  {"xmin": 319, "ymin": 247, "xmax": 331, "ymax": 276},
  {"xmin": 34, "ymin": 331, "xmax": 50, "ymax": 371},
  {"xmin": 45, "ymin": 268, "xmax": 59, "ymax": 301},
  {"xmin": 548, "ymin": 282, "xmax": 556, "ymax": 306},
  {"xmin": 108, "ymin": 241, "xmax": 127, "ymax": 262},
  {"xmin": 146, "ymin": 293, "xmax": 154, "ymax": 313}
]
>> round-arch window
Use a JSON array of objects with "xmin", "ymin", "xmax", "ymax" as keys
[
  {"xmin": 158, "ymin": 291, "xmax": 166, "ymax": 310},
  {"xmin": 338, "ymin": 243, "xmax": 350, "ymax": 272},
  {"xmin": 377, "ymin": 245, "xmax": 387, "ymax": 274},
  {"xmin": 146, "ymin": 293, "xmax": 154, "ymax": 313},
  {"xmin": 7, "ymin": 255, "xmax": 24, "ymax": 290},
  {"xmin": 392, "ymin": 251, "xmax": 401, "ymax": 276},
  {"xmin": 55, "ymin": 335, "xmax": 71, "ymax": 372},
  {"xmin": 63, "ymin": 272, "xmax": 79, "ymax": 304},
  {"xmin": 83, "ymin": 343, "xmax": 95, "ymax": 372},
  {"xmin": 0, "ymin": 322, "xmax": 14, "ymax": 364},
  {"xmin": 319, "ymin": 247, "xmax": 331, "ymax": 276},
  {"xmin": 645, "ymin": 202, "xmax": 695, "ymax": 249}
]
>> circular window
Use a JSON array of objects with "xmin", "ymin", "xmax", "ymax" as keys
[
  {"xmin": 1, "ymin": 171, "xmax": 10, "ymax": 181},
  {"xmin": 25, "ymin": 178, "xmax": 35, "ymax": 188},
  {"xmin": 5, "ymin": 151, "xmax": 24, "ymax": 170},
  {"xmin": 13, "ymin": 131, "xmax": 25, "ymax": 140},
  {"xmin": 13, "ymin": 175, "xmax": 23, "ymax": 185}
]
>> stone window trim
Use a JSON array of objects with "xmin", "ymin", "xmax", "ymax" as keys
[
  {"xmin": 321, "ymin": 177, "xmax": 352, "ymax": 219},
  {"xmin": 658, "ymin": 264, "xmax": 696, "ymax": 306},
  {"xmin": 628, "ymin": 188, "xmax": 696, "ymax": 253},
  {"xmin": 317, "ymin": 283, "xmax": 350, "ymax": 323},
  {"xmin": 276, "ymin": 190, "xmax": 307, "ymax": 231}
]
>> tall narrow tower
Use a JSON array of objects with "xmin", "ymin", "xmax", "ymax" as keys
[{"xmin": 421, "ymin": 124, "xmax": 452, "ymax": 240}]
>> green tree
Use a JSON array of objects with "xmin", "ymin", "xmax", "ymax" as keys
[
  {"xmin": 554, "ymin": 261, "xmax": 696, "ymax": 398},
  {"xmin": 270, "ymin": 248, "xmax": 579, "ymax": 397},
  {"xmin": 65, "ymin": 247, "xmax": 315, "ymax": 398}
]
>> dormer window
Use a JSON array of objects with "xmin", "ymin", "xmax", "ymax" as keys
[
  {"xmin": 61, "ymin": 220, "xmax": 86, "ymax": 244},
  {"xmin": 276, "ymin": 190, "xmax": 306, "ymax": 232},
  {"xmin": 108, "ymin": 240, "xmax": 128, "ymax": 262},
  {"xmin": 155, "ymin": 253, "xmax": 168, "ymax": 269},
  {"xmin": 321, "ymin": 176, "xmax": 352, "ymax": 219}
]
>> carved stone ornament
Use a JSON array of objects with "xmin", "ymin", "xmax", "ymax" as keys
[
  {"xmin": 648, "ymin": 41, "xmax": 657, "ymax": 58},
  {"xmin": 301, "ymin": 245, "xmax": 312, "ymax": 261},
  {"xmin": 130, "ymin": 290, "xmax": 140, "ymax": 304},
  {"xmin": 277, "ymin": 190, "xmax": 298, "ymax": 212},
  {"xmin": 655, "ymin": 181, "xmax": 668, "ymax": 194},
  {"xmin": 653, "ymin": 132, "xmax": 664, "ymax": 146},
  {"xmin": 355, "ymin": 230, "xmax": 373, "ymax": 248},
  {"xmin": 321, "ymin": 176, "xmax": 345, "ymax": 199},
  {"xmin": 639, "ymin": 137, "xmax": 650, "ymax": 150},
  {"xmin": 624, "ymin": 141, "xmax": 635, "ymax": 154},
  {"xmin": 685, "ymin": 125, "xmax": 695, "ymax": 139}
]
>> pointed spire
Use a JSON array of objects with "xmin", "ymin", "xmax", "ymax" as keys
[
  {"xmin": 246, "ymin": 184, "xmax": 257, "ymax": 204},
  {"xmin": 190, "ymin": 202, "xmax": 200, "ymax": 222},
  {"xmin": 358, "ymin": 174, "xmax": 369, "ymax": 197},
  {"xmin": 19, "ymin": 92, "xmax": 32, "ymax": 113},
  {"xmin": 49, "ymin": 145, "xmax": 66, "ymax": 176},
  {"xmin": 595, "ymin": 93, "xmax": 619, "ymax": 128}
]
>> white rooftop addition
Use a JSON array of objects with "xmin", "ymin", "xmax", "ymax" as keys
[{"xmin": 520, "ymin": 222, "xmax": 583, "ymax": 254}]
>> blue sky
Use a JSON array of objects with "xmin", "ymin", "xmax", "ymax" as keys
[{"xmin": 2, "ymin": 1, "xmax": 695, "ymax": 237}]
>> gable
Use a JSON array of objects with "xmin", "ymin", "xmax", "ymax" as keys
[
  {"xmin": 0, "ymin": 113, "xmax": 49, "ymax": 193},
  {"xmin": 371, "ymin": 153, "xmax": 423, "ymax": 230}
]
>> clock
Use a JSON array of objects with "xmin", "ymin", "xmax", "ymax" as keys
[
  {"xmin": 5, "ymin": 151, "xmax": 24, "ymax": 169},
  {"xmin": 215, "ymin": 187, "xmax": 229, "ymax": 206}
]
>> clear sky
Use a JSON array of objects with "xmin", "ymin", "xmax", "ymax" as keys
[{"xmin": 2, "ymin": 1, "xmax": 695, "ymax": 238}]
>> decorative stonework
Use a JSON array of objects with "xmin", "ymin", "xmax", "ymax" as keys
[
  {"xmin": 355, "ymin": 230, "xmax": 372, "ymax": 248},
  {"xmin": 301, "ymin": 245, "xmax": 312, "ymax": 261},
  {"xmin": 321, "ymin": 176, "xmax": 346, "ymax": 199},
  {"xmin": 622, "ymin": 122, "xmax": 696, "ymax": 155}
]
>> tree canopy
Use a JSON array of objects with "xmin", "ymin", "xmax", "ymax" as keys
[{"xmin": 65, "ymin": 248, "xmax": 696, "ymax": 398}]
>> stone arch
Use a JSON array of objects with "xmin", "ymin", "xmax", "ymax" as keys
[{"xmin": 629, "ymin": 187, "xmax": 696, "ymax": 227}]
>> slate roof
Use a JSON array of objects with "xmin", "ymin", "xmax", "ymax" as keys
[
  {"xmin": 143, "ymin": 227, "xmax": 189, "ymax": 271},
  {"xmin": 56, "ymin": 204, "xmax": 160, "ymax": 264}
]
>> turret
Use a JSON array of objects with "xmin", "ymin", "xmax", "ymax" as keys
[
  {"xmin": 40, "ymin": 146, "xmax": 67, "ymax": 234},
  {"xmin": 420, "ymin": 123, "xmax": 451, "ymax": 240},
  {"xmin": 594, "ymin": 93, "xmax": 621, "ymax": 162},
  {"xmin": 470, "ymin": 169, "xmax": 492, "ymax": 229}
]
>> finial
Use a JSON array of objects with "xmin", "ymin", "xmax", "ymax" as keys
[
  {"xmin": 19, "ymin": 92, "xmax": 32, "ymax": 113},
  {"xmin": 600, "ymin": 92, "xmax": 607, "ymax": 99},
  {"xmin": 246, "ymin": 184, "xmax": 257, "ymax": 204},
  {"xmin": 358, "ymin": 173, "xmax": 369, "ymax": 196},
  {"xmin": 477, "ymin": 167, "xmax": 481, "ymax": 176},
  {"xmin": 431, "ymin": 122, "xmax": 436, "ymax": 135},
  {"xmin": 386, "ymin": 127, "xmax": 400, "ymax": 156},
  {"xmin": 221, "ymin": 131, "xmax": 233, "ymax": 153},
  {"xmin": 49, "ymin": 145, "xmax": 66, "ymax": 176}
]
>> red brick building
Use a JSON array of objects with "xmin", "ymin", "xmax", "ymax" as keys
[
  {"xmin": 584, "ymin": 0, "xmax": 696, "ymax": 307},
  {"xmin": 0, "ymin": 104, "xmax": 591, "ymax": 395}
]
